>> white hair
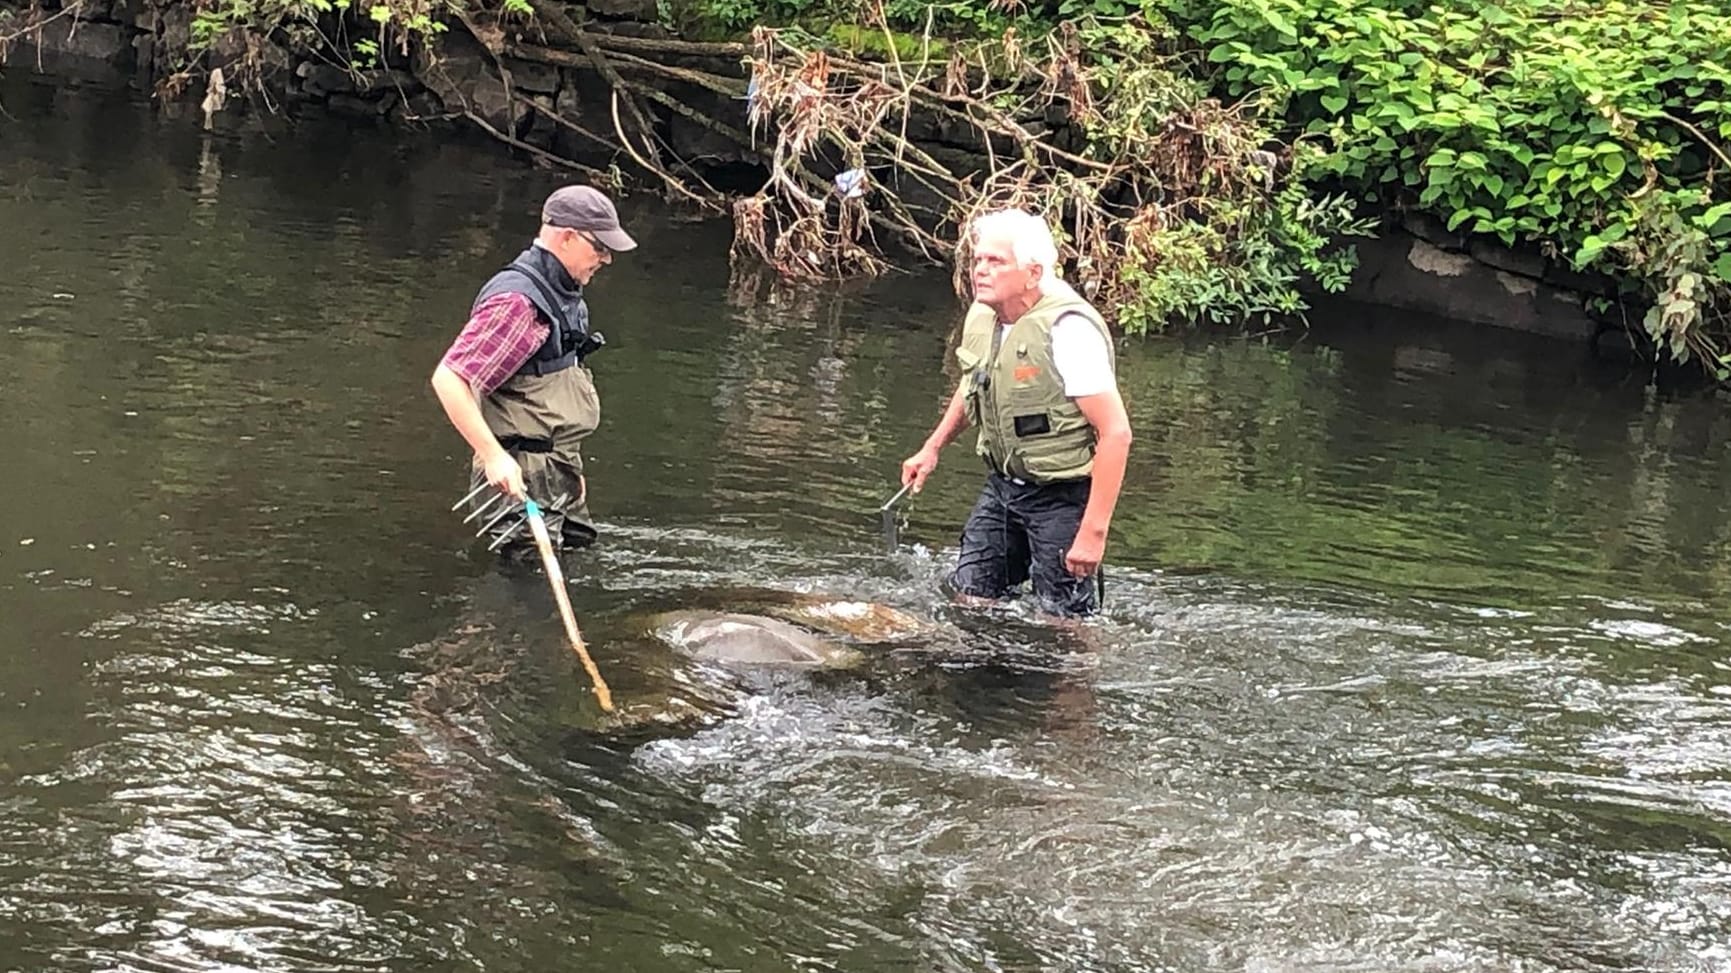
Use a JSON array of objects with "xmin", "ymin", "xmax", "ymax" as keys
[{"xmin": 972, "ymin": 208, "xmax": 1060, "ymax": 290}]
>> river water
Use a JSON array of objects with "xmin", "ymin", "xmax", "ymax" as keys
[{"xmin": 2, "ymin": 74, "xmax": 1729, "ymax": 972}]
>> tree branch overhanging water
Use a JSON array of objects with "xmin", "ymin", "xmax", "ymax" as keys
[{"xmin": 76, "ymin": 0, "xmax": 1731, "ymax": 377}]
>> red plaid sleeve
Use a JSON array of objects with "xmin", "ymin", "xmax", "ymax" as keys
[{"xmin": 439, "ymin": 292, "xmax": 549, "ymax": 398}]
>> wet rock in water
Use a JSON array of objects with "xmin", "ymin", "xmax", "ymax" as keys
[
  {"xmin": 416, "ymin": 587, "xmax": 939, "ymax": 741},
  {"xmin": 573, "ymin": 594, "xmax": 939, "ymax": 740},
  {"xmin": 644, "ymin": 586, "xmax": 937, "ymax": 643},
  {"xmin": 588, "ymin": 682, "xmax": 736, "ymax": 744},
  {"xmin": 650, "ymin": 610, "xmax": 864, "ymax": 668},
  {"xmin": 771, "ymin": 599, "xmax": 931, "ymax": 644}
]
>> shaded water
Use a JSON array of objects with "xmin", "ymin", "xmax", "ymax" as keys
[{"xmin": 3, "ymin": 75, "xmax": 1730, "ymax": 971}]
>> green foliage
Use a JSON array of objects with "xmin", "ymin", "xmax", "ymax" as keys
[
  {"xmin": 663, "ymin": 0, "xmax": 1019, "ymax": 42},
  {"xmin": 823, "ymin": 22, "xmax": 950, "ymax": 60},
  {"xmin": 1066, "ymin": 17, "xmax": 1373, "ymax": 334},
  {"xmin": 1113, "ymin": 177, "xmax": 1372, "ymax": 335},
  {"xmin": 1172, "ymin": 0, "xmax": 1731, "ymax": 372},
  {"xmin": 734, "ymin": 6, "xmax": 1374, "ymax": 335},
  {"xmin": 187, "ymin": 0, "xmax": 451, "ymax": 62}
]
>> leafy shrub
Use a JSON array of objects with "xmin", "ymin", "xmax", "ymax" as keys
[{"xmin": 1177, "ymin": 0, "xmax": 1731, "ymax": 371}]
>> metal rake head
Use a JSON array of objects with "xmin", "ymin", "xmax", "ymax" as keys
[{"xmin": 455, "ymin": 489, "xmax": 569, "ymax": 552}]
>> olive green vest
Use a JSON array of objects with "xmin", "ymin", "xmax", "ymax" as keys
[{"xmin": 954, "ymin": 281, "xmax": 1115, "ymax": 483}]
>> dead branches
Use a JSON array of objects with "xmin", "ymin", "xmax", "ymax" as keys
[
  {"xmin": 505, "ymin": 0, "xmax": 726, "ymax": 213},
  {"xmin": 421, "ymin": 0, "xmax": 1361, "ymax": 324},
  {"xmin": 731, "ymin": 14, "xmax": 1103, "ymax": 286},
  {"xmin": 727, "ymin": 6, "xmax": 1363, "ymax": 325},
  {"xmin": 0, "ymin": 0, "xmax": 84, "ymax": 63}
]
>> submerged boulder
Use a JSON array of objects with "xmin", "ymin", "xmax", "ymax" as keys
[{"xmin": 651, "ymin": 610, "xmax": 865, "ymax": 667}]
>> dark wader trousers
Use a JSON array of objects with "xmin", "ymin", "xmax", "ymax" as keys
[
  {"xmin": 469, "ymin": 362, "xmax": 601, "ymax": 559},
  {"xmin": 949, "ymin": 473, "xmax": 1099, "ymax": 617}
]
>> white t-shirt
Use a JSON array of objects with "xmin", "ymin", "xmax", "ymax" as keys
[{"xmin": 998, "ymin": 313, "xmax": 1115, "ymax": 398}]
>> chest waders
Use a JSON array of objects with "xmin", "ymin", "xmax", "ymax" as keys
[{"xmin": 468, "ymin": 245, "xmax": 607, "ymax": 553}]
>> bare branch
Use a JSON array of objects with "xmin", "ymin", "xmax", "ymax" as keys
[{"xmin": 463, "ymin": 108, "xmax": 615, "ymax": 182}]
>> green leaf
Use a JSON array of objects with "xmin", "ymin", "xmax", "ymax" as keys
[
  {"xmin": 1699, "ymin": 202, "xmax": 1731, "ymax": 230},
  {"xmin": 1207, "ymin": 44, "xmax": 1241, "ymax": 64},
  {"xmin": 1320, "ymin": 93, "xmax": 1349, "ymax": 114},
  {"xmin": 1713, "ymin": 253, "xmax": 1731, "ymax": 282},
  {"xmin": 1603, "ymin": 153, "xmax": 1626, "ymax": 178}
]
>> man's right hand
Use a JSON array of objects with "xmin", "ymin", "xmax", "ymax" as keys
[
  {"xmin": 482, "ymin": 450, "xmax": 526, "ymax": 500},
  {"xmin": 901, "ymin": 446, "xmax": 940, "ymax": 493}
]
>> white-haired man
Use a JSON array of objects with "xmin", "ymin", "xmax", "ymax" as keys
[{"xmin": 900, "ymin": 208, "xmax": 1132, "ymax": 617}]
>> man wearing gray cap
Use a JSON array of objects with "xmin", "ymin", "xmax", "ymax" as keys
[{"xmin": 432, "ymin": 184, "xmax": 637, "ymax": 559}]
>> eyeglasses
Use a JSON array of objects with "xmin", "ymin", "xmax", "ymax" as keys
[{"xmin": 577, "ymin": 230, "xmax": 611, "ymax": 257}]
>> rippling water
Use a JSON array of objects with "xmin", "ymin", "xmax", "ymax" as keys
[{"xmin": 2, "ymin": 73, "xmax": 1729, "ymax": 972}]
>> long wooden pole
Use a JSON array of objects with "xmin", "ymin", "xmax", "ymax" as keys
[{"xmin": 523, "ymin": 500, "xmax": 615, "ymax": 712}]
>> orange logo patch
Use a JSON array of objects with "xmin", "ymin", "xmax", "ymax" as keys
[{"xmin": 1013, "ymin": 365, "xmax": 1042, "ymax": 382}]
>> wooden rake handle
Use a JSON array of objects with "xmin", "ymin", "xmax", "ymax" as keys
[{"xmin": 524, "ymin": 500, "xmax": 615, "ymax": 712}]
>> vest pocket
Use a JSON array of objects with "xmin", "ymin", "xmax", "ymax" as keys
[
  {"xmin": 1013, "ymin": 413, "xmax": 1052, "ymax": 437},
  {"xmin": 955, "ymin": 347, "xmax": 985, "ymax": 427},
  {"xmin": 1007, "ymin": 379, "xmax": 1041, "ymax": 411}
]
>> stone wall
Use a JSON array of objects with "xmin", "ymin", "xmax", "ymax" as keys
[
  {"xmin": 1337, "ymin": 211, "xmax": 1611, "ymax": 344},
  {"xmin": 2, "ymin": 0, "xmax": 1622, "ymax": 348},
  {"xmin": 1, "ymin": 0, "xmax": 878, "ymax": 177},
  {"xmin": 0, "ymin": 2, "xmax": 656, "ymax": 122},
  {"xmin": 1, "ymin": 0, "xmax": 138, "ymax": 81}
]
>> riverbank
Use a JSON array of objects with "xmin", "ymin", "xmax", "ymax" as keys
[{"xmin": 0, "ymin": 0, "xmax": 1634, "ymax": 352}]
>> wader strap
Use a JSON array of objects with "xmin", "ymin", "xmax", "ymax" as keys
[
  {"xmin": 521, "ymin": 351, "xmax": 579, "ymax": 377},
  {"xmin": 509, "ymin": 257, "xmax": 567, "ymax": 350},
  {"xmin": 506, "ymin": 257, "xmax": 584, "ymax": 376},
  {"xmin": 498, "ymin": 435, "xmax": 555, "ymax": 454}
]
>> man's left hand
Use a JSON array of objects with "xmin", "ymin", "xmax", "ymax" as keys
[{"xmin": 1064, "ymin": 528, "xmax": 1106, "ymax": 577}]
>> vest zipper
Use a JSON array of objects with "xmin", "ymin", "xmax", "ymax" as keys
[{"xmin": 988, "ymin": 321, "xmax": 1013, "ymax": 478}]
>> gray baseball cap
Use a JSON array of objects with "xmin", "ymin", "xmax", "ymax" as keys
[{"xmin": 541, "ymin": 185, "xmax": 638, "ymax": 252}]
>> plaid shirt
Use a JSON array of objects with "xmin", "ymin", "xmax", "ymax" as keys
[{"xmin": 440, "ymin": 292, "xmax": 549, "ymax": 398}]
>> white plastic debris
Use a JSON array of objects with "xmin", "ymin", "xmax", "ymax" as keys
[{"xmin": 834, "ymin": 168, "xmax": 867, "ymax": 199}]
